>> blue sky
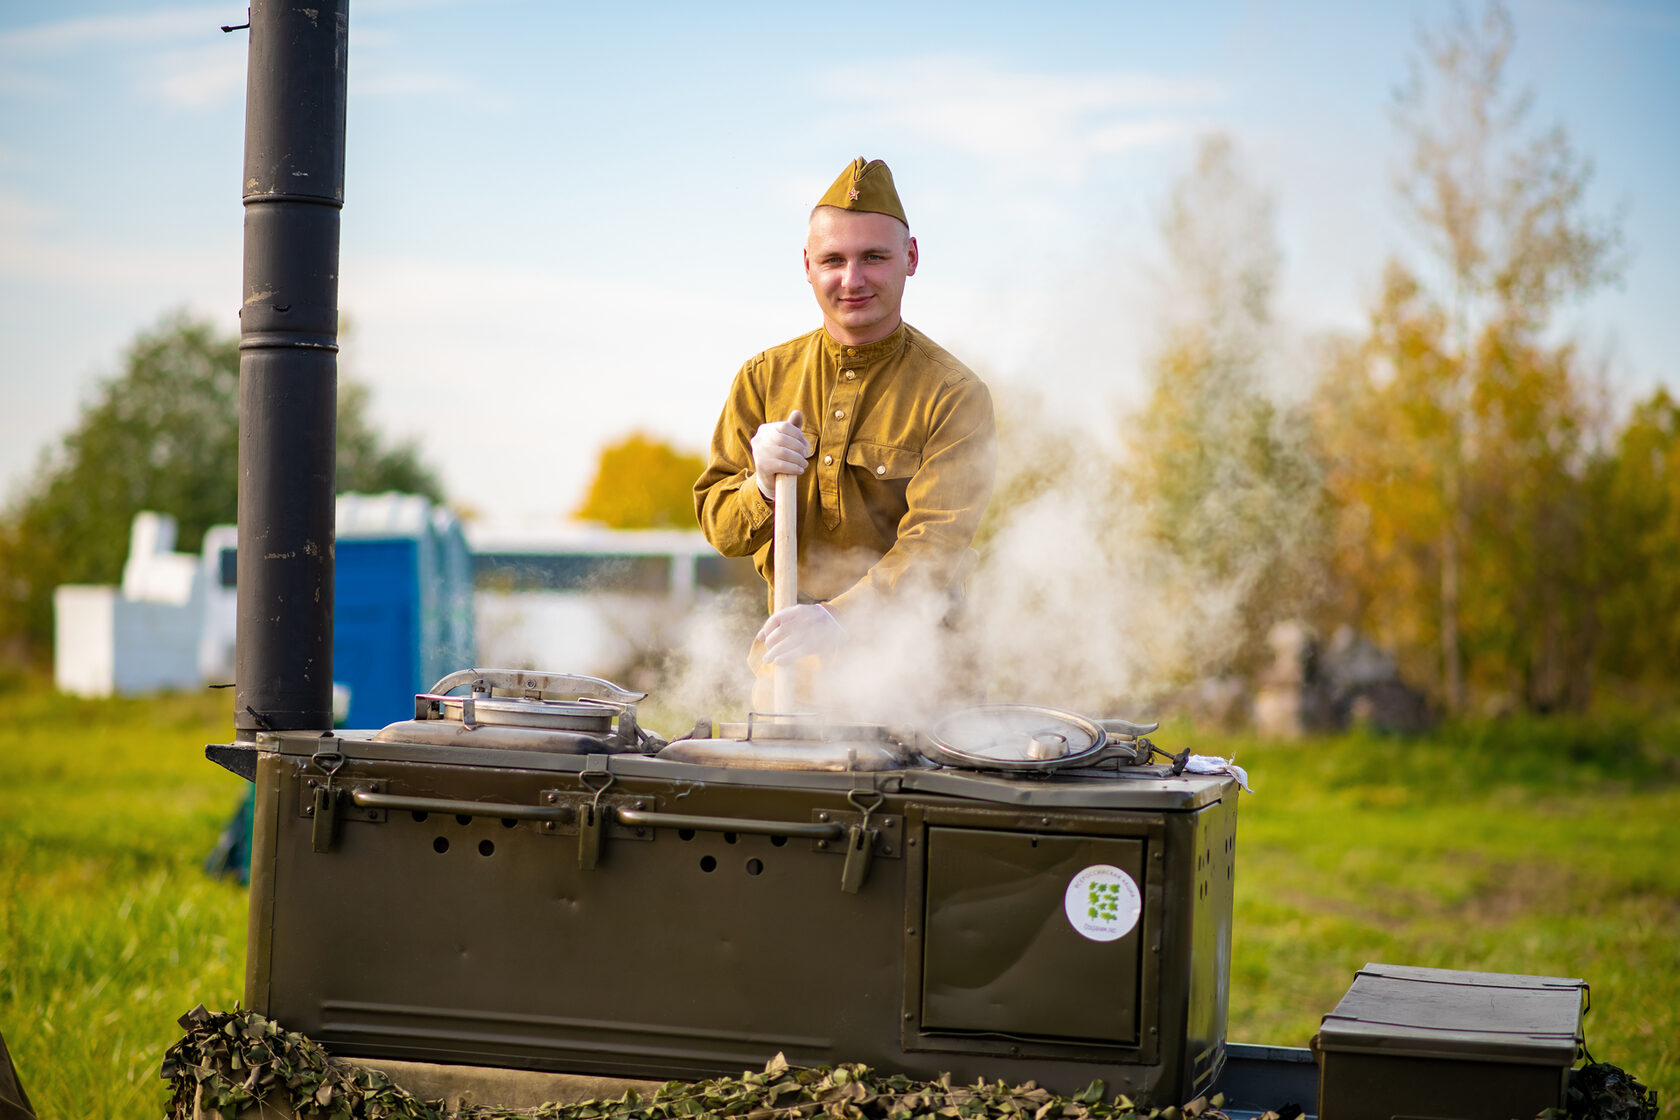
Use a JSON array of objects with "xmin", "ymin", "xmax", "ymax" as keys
[{"xmin": 3, "ymin": 0, "xmax": 1676, "ymax": 529}]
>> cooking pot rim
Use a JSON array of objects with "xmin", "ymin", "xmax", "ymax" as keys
[{"xmin": 921, "ymin": 703, "xmax": 1110, "ymax": 772}]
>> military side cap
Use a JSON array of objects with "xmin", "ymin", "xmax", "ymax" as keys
[{"xmin": 816, "ymin": 157, "xmax": 907, "ymax": 226}]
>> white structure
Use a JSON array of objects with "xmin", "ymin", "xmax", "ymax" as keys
[
  {"xmin": 468, "ymin": 524, "xmax": 752, "ymax": 680},
  {"xmin": 54, "ymin": 512, "xmax": 206, "ymax": 697},
  {"xmin": 54, "ymin": 508, "xmax": 753, "ymax": 701},
  {"xmin": 199, "ymin": 495, "xmax": 478, "ymax": 687}
]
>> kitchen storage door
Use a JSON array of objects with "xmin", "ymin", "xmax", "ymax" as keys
[{"xmin": 919, "ymin": 827, "xmax": 1147, "ymax": 1045}]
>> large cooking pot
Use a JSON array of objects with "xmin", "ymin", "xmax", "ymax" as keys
[
  {"xmin": 919, "ymin": 704, "xmax": 1156, "ymax": 772},
  {"xmin": 374, "ymin": 669, "xmax": 658, "ymax": 753}
]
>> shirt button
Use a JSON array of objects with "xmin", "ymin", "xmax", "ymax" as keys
[
  {"xmin": 846, "ymin": 348, "xmax": 856, "ymax": 356},
  {"xmin": 844, "ymin": 370, "xmax": 856, "ymax": 380},
  {"xmin": 876, "ymin": 465, "xmax": 887, "ymax": 475},
  {"xmin": 823, "ymin": 454, "xmax": 833, "ymax": 465},
  {"xmin": 834, "ymin": 409, "xmax": 845, "ymax": 419}
]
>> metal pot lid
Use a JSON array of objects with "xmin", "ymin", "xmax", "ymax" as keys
[
  {"xmin": 716, "ymin": 715, "xmax": 900, "ymax": 744},
  {"xmin": 658, "ymin": 738, "xmax": 907, "ymax": 772},
  {"xmin": 922, "ymin": 704, "xmax": 1108, "ymax": 772},
  {"xmin": 434, "ymin": 694, "xmax": 617, "ymax": 733}
]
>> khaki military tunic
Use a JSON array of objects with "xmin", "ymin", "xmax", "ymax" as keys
[{"xmin": 695, "ymin": 322, "xmax": 996, "ymax": 623}]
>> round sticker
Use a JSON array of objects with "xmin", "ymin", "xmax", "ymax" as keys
[{"xmin": 1064, "ymin": 864, "xmax": 1142, "ymax": 942}]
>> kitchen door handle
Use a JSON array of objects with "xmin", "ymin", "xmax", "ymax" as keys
[
  {"xmin": 347, "ymin": 790, "xmax": 848, "ymax": 840},
  {"xmin": 349, "ymin": 788, "xmax": 569, "ymax": 823},
  {"xmin": 614, "ymin": 806, "xmax": 843, "ymax": 841}
]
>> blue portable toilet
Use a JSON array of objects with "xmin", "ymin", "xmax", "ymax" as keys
[
  {"xmin": 203, "ymin": 492, "xmax": 475, "ymax": 884},
  {"xmin": 334, "ymin": 493, "xmax": 475, "ymax": 729}
]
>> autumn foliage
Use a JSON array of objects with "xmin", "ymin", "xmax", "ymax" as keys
[
  {"xmin": 573, "ymin": 432, "xmax": 706, "ymax": 531},
  {"xmin": 1068, "ymin": 4, "xmax": 1673, "ymax": 717},
  {"xmin": 1308, "ymin": 4, "xmax": 1633, "ymax": 714}
]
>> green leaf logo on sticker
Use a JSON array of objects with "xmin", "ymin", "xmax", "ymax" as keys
[{"xmin": 1065, "ymin": 864, "xmax": 1142, "ymax": 942}]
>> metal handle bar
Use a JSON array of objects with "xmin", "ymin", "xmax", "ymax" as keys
[
  {"xmin": 346, "ymin": 791, "xmax": 847, "ymax": 841},
  {"xmin": 1097, "ymin": 718, "xmax": 1160, "ymax": 738},
  {"xmin": 350, "ymin": 788, "xmax": 569, "ymax": 822},
  {"xmin": 615, "ymin": 807, "xmax": 843, "ymax": 841},
  {"xmin": 427, "ymin": 668, "xmax": 646, "ymax": 705}
]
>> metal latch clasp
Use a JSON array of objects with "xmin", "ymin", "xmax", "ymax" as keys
[
  {"xmin": 840, "ymin": 788, "xmax": 884, "ymax": 894},
  {"xmin": 309, "ymin": 745, "xmax": 345, "ymax": 854},
  {"xmin": 578, "ymin": 762, "xmax": 615, "ymax": 871}
]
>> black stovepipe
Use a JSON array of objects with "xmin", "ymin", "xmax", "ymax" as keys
[{"xmin": 234, "ymin": 0, "xmax": 348, "ymax": 737}]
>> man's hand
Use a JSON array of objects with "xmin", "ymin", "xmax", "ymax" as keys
[
  {"xmin": 757, "ymin": 603, "xmax": 844, "ymax": 663},
  {"xmin": 751, "ymin": 409, "xmax": 809, "ymax": 499}
]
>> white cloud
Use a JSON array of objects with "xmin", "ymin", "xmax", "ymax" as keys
[
  {"xmin": 6, "ymin": 5, "xmax": 477, "ymax": 111},
  {"xmin": 0, "ymin": 189, "xmax": 52, "ymax": 231},
  {"xmin": 356, "ymin": 0, "xmax": 471, "ymax": 15},
  {"xmin": 334, "ymin": 254, "xmax": 799, "ymax": 524},
  {"xmin": 0, "ymin": 5, "xmax": 233, "ymax": 53},
  {"xmin": 148, "ymin": 43, "xmax": 246, "ymax": 107},
  {"xmin": 821, "ymin": 55, "xmax": 1222, "ymax": 177},
  {"xmin": 0, "ymin": 217, "xmax": 238, "ymax": 295},
  {"xmin": 1088, "ymin": 118, "xmax": 1203, "ymax": 153},
  {"xmin": 1, "ymin": 6, "xmax": 247, "ymax": 108},
  {"xmin": 351, "ymin": 69, "xmax": 478, "ymax": 100},
  {"xmin": 0, "ymin": 67, "xmax": 48, "ymax": 97}
]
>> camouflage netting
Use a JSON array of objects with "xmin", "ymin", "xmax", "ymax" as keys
[
  {"xmin": 160, "ymin": 1007, "xmax": 1252, "ymax": 1120},
  {"xmin": 1563, "ymin": 1061, "xmax": 1660, "ymax": 1120},
  {"xmin": 161, "ymin": 1006, "xmax": 1657, "ymax": 1120}
]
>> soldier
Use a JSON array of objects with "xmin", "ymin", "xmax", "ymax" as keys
[{"xmin": 694, "ymin": 157, "xmax": 997, "ymax": 711}]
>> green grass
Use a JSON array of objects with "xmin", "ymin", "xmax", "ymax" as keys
[
  {"xmin": 1, "ymin": 686, "xmax": 1675, "ymax": 1117},
  {"xmin": 1195, "ymin": 715, "xmax": 1680, "ymax": 1112},
  {"xmin": 0, "ymin": 683, "xmax": 248, "ymax": 1119}
]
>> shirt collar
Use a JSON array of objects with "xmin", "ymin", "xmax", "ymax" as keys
[{"xmin": 822, "ymin": 322, "xmax": 908, "ymax": 366}]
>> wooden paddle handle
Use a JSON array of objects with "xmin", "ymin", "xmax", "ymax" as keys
[{"xmin": 772, "ymin": 471, "xmax": 797, "ymax": 712}]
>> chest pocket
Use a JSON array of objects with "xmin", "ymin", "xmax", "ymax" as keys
[{"xmin": 846, "ymin": 440, "xmax": 920, "ymax": 482}]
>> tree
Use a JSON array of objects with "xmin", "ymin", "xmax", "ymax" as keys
[
  {"xmin": 1316, "ymin": 2, "xmax": 1621, "ymax": 713},
  {"xmin": 0, "ymin": 311, "xmax": 444, "ymax": 666},
  {"xmin": 1125, "ymin": 134, "xmax": 1323, "ymax": 680},
  {"xmin": 573, "ymin": 433, "xmax": 706, "ymax": 530},
  {"xmin": 1594, "ymin": 388, "xmax": 1680, "ymax": 691}
]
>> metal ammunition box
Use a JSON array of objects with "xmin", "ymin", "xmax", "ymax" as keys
[
  {"xmin": 1316, "ymin": 963, "xmax": 1585, "ymax": 1120},
  {"xmin": 244, "ymin": 730, "xmax": 1239, "ymax": 1107}
]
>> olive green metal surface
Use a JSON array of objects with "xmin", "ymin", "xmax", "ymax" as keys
[
  {"xmin": 1316, "ymin": 964, "xmax": 1585, "ymax": 1120},
  {"xmin": 244, "ymin": 730, "xmax": 1239, "ymax": 1108}
]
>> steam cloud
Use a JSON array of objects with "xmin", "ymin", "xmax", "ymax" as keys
[{"xmin": 648, "ymin": 398, "xmax": 1313, "ymax": 733}]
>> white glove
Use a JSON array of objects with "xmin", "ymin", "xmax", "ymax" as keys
[
  {"xmin": 757, "ymin": 603, "xmax": 845, "ymax": 663},
  {"xmin": 751, "ymin": 409, "xmax": 809, "ymax": 499}
]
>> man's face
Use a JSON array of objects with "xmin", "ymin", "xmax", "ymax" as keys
[{"xmin": 803, "ymin": 207, "xmax": 918, "ymax": 346}]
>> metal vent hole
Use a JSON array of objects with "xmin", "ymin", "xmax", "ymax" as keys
[
  {"xmin": 455, "ymin": 814, "xmax": 473, "ymax": 826},
  {"xmin": 699, "ymin": 855, "xmax": 717, "ymax": 873},
  {"xmin": 501, "ymin": 818, "xmax": 518, "ymax": 829},
  {"xmin": 745, "ymin": 859, "xmax": 764, "ymax": 876},
  {"xmin": 678, "ymin": 829, "xmax": 696, "ymax": 841},
  {"xmin": 411, "ymin": 810, "xmax": 429, "ymax": 822},
  {"xmin": 478, "ymin": 839, "xmax": 495, "ymax": 857},
  {"xmin": 433, "ymin": 836, "xmax": 449, "ymax": 854},
  {"xmin": 769, "ymin": 835, "xmax": 788, "ymax": 847},
  {"xmin": 723, "ymin": 831, "xmax": 739, "ymax": 844}
]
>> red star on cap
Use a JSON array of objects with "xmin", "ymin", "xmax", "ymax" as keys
[{"xmin": 847, "ymin": 188, "xmax": 859, "ymax": 201}]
